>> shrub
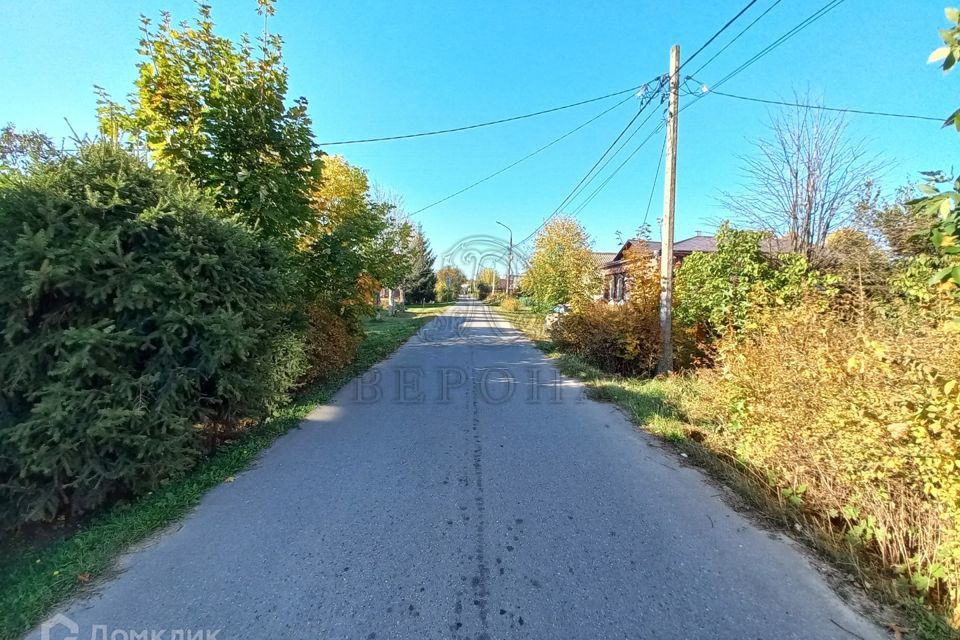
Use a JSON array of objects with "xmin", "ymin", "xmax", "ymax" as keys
[
  {"xmin": 675, "ymin": 222, "xmax": 819, "ymax": 337},
  {"xmin": 817, "ymin": 228, "xmax": 892, "ymax": 298},
  {"xmin": 499, "ymin": 296, "xmax": 521, "ymax": 313},
  {"xmin": 551, "ymin": 245, "xmax": 662, "ymax": 375},
  {"xmin": 300, "ymin": 304, "xmax": 362, "ymax": 384},
  {"xmin": 0, "ymin": 143, "xmax": 304, "ymax": 526},
  {"xmin": 484, "ymin": 292, "xmax": 506, "ymax": 306},
  {"xmin": 691, "ymin": 297, "xmax": 960, "ymax": 620},
  {"xmin": 551, "ymin": 303, "xmax": 632, "ymax": 373}
]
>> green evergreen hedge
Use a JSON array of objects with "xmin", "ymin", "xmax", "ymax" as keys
[{"xmin": 0, "ymin": 143, "xmax": 305, "ymax": 526}]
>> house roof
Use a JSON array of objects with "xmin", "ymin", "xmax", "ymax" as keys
[
  {"xmin": 601, "ymin": 232, "xmax": 797, "ymax": 271},
  {"xmin": 606, "ymin": 239, "xmax": 660, "ymax": 264},
  {"xmin": 608, "ymin": 235, "xmax": 721, "ymax": 264},
  {"xmin": 592, "ymin": 251, "xmax": 619, "ymax": 265},
  {"xmin": 674, "ymin": 235, "xmax": 717, "ymax": 253}
]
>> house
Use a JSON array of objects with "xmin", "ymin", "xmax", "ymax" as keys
[
  {"xmin": 376, "ymin": 287, "xmax": 405, "ymax": 314},
  {"xmin": 495, "ymin": 274, "xmax": 522, "ymax": 294},
  {"xmin": 598, "ymin": 233, "xmax": 717, "ymax": 302},
  {"xmin": 592, "ymin": 251, "xmax": 618, "ymax": 266}
]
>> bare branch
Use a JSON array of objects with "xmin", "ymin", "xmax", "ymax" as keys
[{"xmin": 717, "ymin": 90, "xmax": 888, "ymax": 258}]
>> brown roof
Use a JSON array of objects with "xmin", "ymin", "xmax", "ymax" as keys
[
  {"xmin": 592, "ymin": 251, "xmax": 619, "ymax": 265},
  {"xmin": 608, "ymin": 239, "xmax": 661, "ymax": 263},
  {"xmin": 608, "ymin": 235, "xmax": 715, "ymax": 264},
  {"xmin": 601, "ymin": 233, "xmax": 800, "ymax": 271},
  {"xmin": 674, "ymin": 235, "xmax": 717, "ymax": 253}
]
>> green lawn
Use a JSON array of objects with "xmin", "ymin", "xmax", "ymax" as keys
[
  {"xmin": 487, "ymin": 305, "xmax": 549, "ymax": 343},
  {"xmin": 0, "ymin": 304, "xmax": 448, "ymax": 640}
]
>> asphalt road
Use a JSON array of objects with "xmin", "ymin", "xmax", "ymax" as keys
[{"xmin": 31, "ymin": 300, "xmax": 883, "ymax": 640}]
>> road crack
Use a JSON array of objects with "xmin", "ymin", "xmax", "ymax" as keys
[{"xmin": 469, "ymin": 348, "xmax": 490, "ymax": 639}]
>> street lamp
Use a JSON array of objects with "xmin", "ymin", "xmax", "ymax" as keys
[{"xmin": 496, "ymin": 221, "xmax": 513, "ymax": 297}]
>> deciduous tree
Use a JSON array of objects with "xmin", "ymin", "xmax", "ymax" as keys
[
  {"xmin": 477, "ymin": 267, "xmax": 499, "ymax": 291},
  {"xmin": 435, "ymin": 265, "xmax": 466, "ymax": 302},
  {"xmin": 304, "ymin": 155, "xmax": 413, "ymax": 317},
  {"xmin": 719, "ymin": 93, "xmax": 884, "ymax": 259},
  {"xmin": 0, "ymin": 124, "xmax": 58, "ymax": 174},
  {"xmin": 99, "ymin": 1, "xmax": 317, "ymax": 244},
  {"xmin": 913, "ymin": 8, "xmax": 960, "ymax": 290},
  {"xmin": 521, "ymin": 216, "xmax": 600, "ymax": 308}
]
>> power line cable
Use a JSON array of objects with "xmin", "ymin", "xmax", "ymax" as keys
[
  {"xmin": 517, "ymin": 88, "xmax": 664, "ymax": 245},
  {"xmin": 673, "ymin": 0, "xmax": 849, "ymax": 127},
  {"xmin": 680, "ymin": 0, "xmax": 760, "ymax": 71},
  {"xmin": 576, "ymin": 1, "xmax": 777, "ymax": 228},
  {"xmin": 517, "ymin": 0, "xmax": 767, "ymax": 245},
  {"xmin": 317, "ymin": 83, "xmax": 649, "ymax": 146},
  {"xmin": 642, "ymin": 131, "xmax": 668, "ymax": 225},
  {"xmin": 519, "ymin": 0, "xmax": 847, "ymax": 248},
  {"xmin": 710, "ymin": 0, "xmax": 847, "ymax": 92},
  {"xmin": 570, "ymin": 123, "xmax": 665, "ymax": 219},
  {"xmin": 700, "ymin": 89, "xmax": 943, "ymax": 122},
  {"xmin": 319, "ymin": 1, "xmax": 762, "ymax": 149},
  {"xmin": 551, "ymin": 91, "xmax": 661, "ymax": 216},
  {"xmin": 408, "ymin": 90, "xmax": 643, "ymax": 216},
  {"xmin": 563, "ymin": 105, "xmax": 662, "ymax": 214},
  {"xmin": 687, "ymin": 0, "xmax": 785, "ymax": 78}
]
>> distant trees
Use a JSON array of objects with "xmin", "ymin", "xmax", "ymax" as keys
[
  {"xmin": 477, "ymin": 267, "xmax": 499, "ymax": 290},
  {"xmin": 303, "ymin": 154, "xmax": 413, "ymax": 317},
  {"xmin": 720, "ymin": 93, "xmax": 884, "ymax": 260},
  {"xmin": 0, "ymin": 124, "xmax": 58, "ymax": 173},
  {"xmin": 521, "ymin": 216, "xmax": 600, "ymax": 308},
  {"xmin": 435, "ymin": 265, "xmax": 467, "ymax": 302}
]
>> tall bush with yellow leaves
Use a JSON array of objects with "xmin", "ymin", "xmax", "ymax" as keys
[
  {"xmin": 692, "ymin": 294, "xmax": 960, "ymax": 620},
  {"xmin": 551, "ymin": 244, "xmax": 665, "ymax": 375}
]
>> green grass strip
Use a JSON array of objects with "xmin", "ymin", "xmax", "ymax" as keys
[{"xmin": 0, "ymin": 307, "xmax": 445, "ymax": 640}]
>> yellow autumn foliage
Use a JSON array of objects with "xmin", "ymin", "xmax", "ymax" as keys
[{"xmin": 692, "ymin": 296, "xmax": 960, "ymax": 620}]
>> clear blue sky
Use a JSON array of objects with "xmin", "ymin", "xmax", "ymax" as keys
[{"xmin": 2, "ymin": 0, "xmax": 957, "ymax": 270}]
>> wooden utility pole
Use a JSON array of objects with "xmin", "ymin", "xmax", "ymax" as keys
[
  {"xmin": 497, "ymin": 221, "xmax": 513, "ymax": 297},
  {"xmin": 657, "ymin": 44, "xmax": 680, "ymax": 374},
  {"xmin": 506, "ymin": 238, "xmax": 513, "ymax": 296}
]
